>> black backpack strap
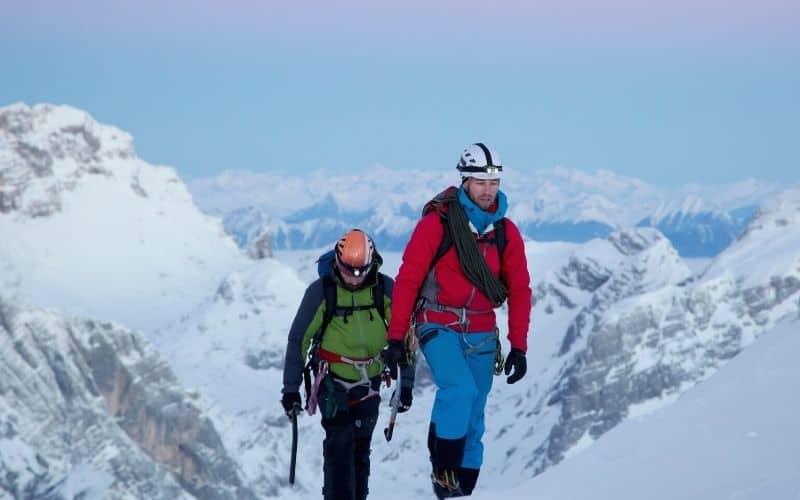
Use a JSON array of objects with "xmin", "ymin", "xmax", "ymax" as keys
[
  {"xmin": 493, "ymin": 218, "xmax": 508, "ymax": 287},
  {"xmin": 373, "ymin": 273, "xmax": 389, "ymax": 327},
  {"xmin": 421, "ymin": 187, "xmax": 459, "ymax": 274},
  {"xmin": 309, "ymin": 275, "xmax": 338, "ymax": 350},
  {"xmin": 494, "ymin": 218, "xmax": 507, "ymax": 257},
  {"xmin": 321, "ymin": 275, "xmax": 337, "ymax": 338},
  {"xmin": 428, "ymin": 216, "xmax": 453, "ymax": 273}
]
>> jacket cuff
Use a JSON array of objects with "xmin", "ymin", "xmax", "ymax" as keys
[
  {"xmin": 387, "ymin": 328, "xmax": 407, "ymax": 342},
  {"xmin": 509, "ymin": 336, "xmax": 527, "ymax": 354}
]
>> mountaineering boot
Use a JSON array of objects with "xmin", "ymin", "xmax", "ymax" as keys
[
  {"xmin": 431, "ymin": 468, "xmax": 463, "ymax": 498},
  {"xmin": 427, "ymin": 423, "xmax": 467, "ymax": 499},
  {"xmin": 457, "ymin": 467, "xmax": 480, "ymax": 495}
]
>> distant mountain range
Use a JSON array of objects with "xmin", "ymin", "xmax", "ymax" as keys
[{"xmin": 188, "ymin": 167, "xmax": 778, "ymax": 257}]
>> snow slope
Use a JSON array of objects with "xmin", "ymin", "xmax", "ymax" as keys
[{"xmin": 473, "ymin": 319, "xmax": 800, "ymax": 500}]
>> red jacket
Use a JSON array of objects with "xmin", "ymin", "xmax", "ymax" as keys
[{"xmin": 387, "ymin": 209, "xmax": 532, "ymax": 352}]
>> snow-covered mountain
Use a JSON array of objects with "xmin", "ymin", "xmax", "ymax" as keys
[
  {"xmin": 636, "ymin": 195, "xmax": 757, "ymax": 257},
  {"xmin": 0, "ymin": 103, "xmax": 261, "ymax": 498},
  {"xmin": 483, "ymin": 188, "xmax": 800, "ymax": 482},
  {"xmin": 154, "ymin": 191, "xmax": 800, "ymax": 499},
  {"xmin": 188, "ymin": 167, "xmax": 778, "ymax": 257},
  {"xmin": 151, "ymin": 258, "xmax": 309, "ymax": 498},
  {"xmin": 170, "ymin": 193, "xmax": 799, "ymax": 499},
  {"xmin": 0, "ymin": 103, "xmax": 243, "ymax": 332},
  {"xmin": 0, "ymin": 297, "xmax": 256, "ymax": 499},
  {"xmin": 473, "ymin": 318, "xmax": 800, "ymax": 500},
  {"xmin": 2, "ymin": 102, "xmax": 798, "ymax": 498},
  {"xmin": 151, "ymin": 251, "xmax": 424, "ymax": 500}
]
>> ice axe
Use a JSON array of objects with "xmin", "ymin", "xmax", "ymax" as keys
[
  {"xmin": 288, "ymin": 403, "xmax": 301, "ymax": 484},
  {"xmin": 383, "ymin": 368, "xmax": 402, "ymax": 441}
]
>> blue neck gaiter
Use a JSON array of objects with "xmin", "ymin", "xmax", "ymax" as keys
[{"xmin": 457, "ymin": 186, "xmax": 508, "ymax": 235}]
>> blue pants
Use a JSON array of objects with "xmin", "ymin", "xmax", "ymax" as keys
[{"xmin": 418, "ymin": 324, "xmax": 496, "ymax": 469}]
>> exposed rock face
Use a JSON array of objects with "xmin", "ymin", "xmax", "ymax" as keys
[
  {"xmin": 0, "ymin": 103, "xmax": 136, "ymax": 218},
  {"xmin": 0, "ymin": 298, "xmax": 257, "ymax": 499},
  {"xmin": 501, "ymin": 202, "xmax": 800, "ymax": 478}
]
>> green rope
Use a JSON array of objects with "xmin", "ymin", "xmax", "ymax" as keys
[{"xmin": 445, "ymin": 199, "xmax": 508, "ymax": 307}]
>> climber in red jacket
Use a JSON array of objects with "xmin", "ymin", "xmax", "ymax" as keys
[{"xmin": 381, "ymin": 143, "xmax": 532, "ymax": 498}]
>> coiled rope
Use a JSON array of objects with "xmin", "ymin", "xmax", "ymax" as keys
[{"xmin": 445, "ymin": 198, "xmax": 508, "ymax": 307}]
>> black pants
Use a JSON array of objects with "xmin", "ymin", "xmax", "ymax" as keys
[{"xmin": 320, "ymin": 378, "xmax": 381, "ymax": 500}]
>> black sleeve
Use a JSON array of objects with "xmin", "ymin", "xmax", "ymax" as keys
[{"xmin": 282, "ymin": 279, "xmax": 324, "ymax": 394}]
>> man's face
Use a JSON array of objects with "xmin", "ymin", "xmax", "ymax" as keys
[
  {"xmin": 336, "ymin": 259, "xmax": 369, "ymax": 289},
  {"xmin": 465, "ymin": 178, "xmax": 500, "ymax": 210}
]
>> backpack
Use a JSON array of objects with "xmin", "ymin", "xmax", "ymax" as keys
[{"xmin": 423, "ymin": 187, "xmax": 508, "ymax": 272}]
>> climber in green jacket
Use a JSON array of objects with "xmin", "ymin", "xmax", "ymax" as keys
[{"xmin": 282, "ymin": 228, "xmax": 416, "ymax": 500}]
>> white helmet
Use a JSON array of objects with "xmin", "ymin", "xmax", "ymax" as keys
[{"xmin": 456, "ymin": 143, "xmax": 503, "ymax": 181}]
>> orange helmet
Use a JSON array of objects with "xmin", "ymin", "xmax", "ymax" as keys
[{"xmin": 335, "ymin": 229, "xmax": 375, "ymax": 277}]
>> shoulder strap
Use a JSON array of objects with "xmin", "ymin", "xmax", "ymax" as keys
[
  {"xmin": 312, "ymin": 275, "xmax": 338, "ymax": 349},
  {"xmin": 373, "ymin": 273, "xmax": 388, "ymax": 327},
  {"xmin": 494, "ymin": 218, "xmax": 507, "ymax": 257},
  {"xmin": 429, "ymin": 215, "xmax": 453, "ymax": 272},
  {"xmin": 421, "ymin": 187, "xmax": 459, "ymax": 273}
]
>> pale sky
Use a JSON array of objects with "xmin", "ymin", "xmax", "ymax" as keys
[{"xmin": 2, "ymin": 0, "xmax": 798, "ymax": 185}]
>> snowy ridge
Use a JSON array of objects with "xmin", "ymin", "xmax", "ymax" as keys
[
  {"xmin": 482, "ymin": 195, "xmax": 800, "ymax": 483},
  {"xmin": 649, "ymin": 193, "xmax": 708, "ymax": 222},
  {"xmin": 474, "ymin": 318, "xmax": 800, "ymax": 500},
  {"xmin": 189, "ymin": 166, "xmax": 779, "ymax": 256},
  {"xmin": 152, "ymin": 257, "xmax": 309, "ymax": 497},
  {"xmin": 636, "ymin": 194, "xmax": 756, "ymax": 257},
  {"xmin": 0, "ymin": 103, "xmax": 243, "ymax": 332},
  {"xmin": 0, "ymin": 103, "xmax": 136, "ymax": 216},
  {"xmin": 704, "ymin": 184, "xmax": 800, "ymax": 287}
]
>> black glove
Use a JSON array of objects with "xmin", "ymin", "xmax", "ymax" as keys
[
  {"xmin": 281, "ymin": 391, "xmax": 302, "ymax": 416},
  {"xmin": 393, "ymin": 386, "xmax": 413, "ymax": 413},
  {"xmin": 504, "ymin": 348, "xmax": 527, "ymax": 384},
  {"xmin": 381, "ymin": 339, "xmax": 406, "ymax": 379}
]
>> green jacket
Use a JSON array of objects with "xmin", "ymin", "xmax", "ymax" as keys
[{"xmin": 282, "ymin": 266, "xmax": 415, "ymax": 392}]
